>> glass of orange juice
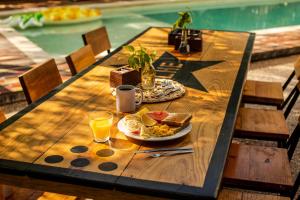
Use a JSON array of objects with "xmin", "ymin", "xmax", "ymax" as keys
[{"xmin": 88, "ymin": 111, "xmax": 113, "ymax": 143}]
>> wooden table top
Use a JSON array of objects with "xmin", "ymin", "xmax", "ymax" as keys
[{"xmin": 0, "ymin": 27, "xmax": 255, "ymax": 199}]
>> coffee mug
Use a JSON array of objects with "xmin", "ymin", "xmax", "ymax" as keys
[{"xmin": 116, "ymin": 85, "xmax": 143, "ymax": 113}]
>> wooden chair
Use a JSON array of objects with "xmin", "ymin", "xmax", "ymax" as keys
[
  {"xmin": 65, "ymin": 44, "xmax": 96, "ymax": 76},
  {"xmin": 19, "ymin": 59, "xmax": 62, "ymax": 104},
  {"xmin": 234, "ymin": 81, "xmax": 300, "ymax": 147},
  {"xmin": 0, "ymin": 110, "xmax": 5, "ymax": 124},
  {"xmin": 0, "ymin": 110, "xmax": 6, "ymax": 200},
  {"xmin": 223, "ymin": 116, "xmax": 300, "ymax": 197},
  {"xmin": 82, "ymin": 26, "xmax": 111, "ymax": 56},
  {"xmin": 242, "ymin": 57, "xmax": 300, "ymax": 108},
  {"xmin": 218, "ymin": 188, "xmax": 291, "ymax": 200}
]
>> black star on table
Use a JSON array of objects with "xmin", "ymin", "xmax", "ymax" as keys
[{"xmin": 153, "ymin": 52, "xmax": 223, "ymax": 92}]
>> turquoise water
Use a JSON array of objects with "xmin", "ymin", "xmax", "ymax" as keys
[{"xmin": 17, "ymin": 0, "xmax": 300, "ymax": 57}]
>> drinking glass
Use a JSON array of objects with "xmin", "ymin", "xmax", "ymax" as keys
[{"xmin": 88, "ymin": 111, "xmax": 113, "ymax": 143}]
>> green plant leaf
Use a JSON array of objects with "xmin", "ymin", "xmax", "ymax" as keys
[
  {"xmin": 173, "ymin": 11, "xmax": 192, "ymax": 29},
  {"xmin": 34, "ymin": 13, "xmax": 43, "ymax": 21},
  {"xmin": 123, "ymin": 45, "xmax": 156, "ymax": 70},
  {"xmin": 123, "ymin": 45, "xmax": 135, "ymax": 52},
  {"xmin": 150, "ymin": 51, "xmax": 156, "ymax": 60},
  {"xmin": 128, "ymin": 55, "xmax": 135, "ymax": 68}
]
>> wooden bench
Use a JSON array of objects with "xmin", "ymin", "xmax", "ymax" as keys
[
  {"xmin": 223, "ymin": 128, "xmax": 299, "ymax": 196},
  {"xmin": 234, "ymin": 81, "xmax": 300, "ymax": 146},
  {"xmin": 218, "ymin": 189, "xmax": 290, "ymax": 200},
  {"xmin": 242, "ymin": 57, "xmax": 300, "ymax": 108}
]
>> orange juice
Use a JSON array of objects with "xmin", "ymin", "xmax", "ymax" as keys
[{"xmin": 88, "ymin": 111, "xmax": 113, "ymax": 143}]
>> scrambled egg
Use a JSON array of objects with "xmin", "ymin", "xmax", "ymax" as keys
[{"xmin": 141, "ymin": 124, "xmax": 176, "ymax": 138}]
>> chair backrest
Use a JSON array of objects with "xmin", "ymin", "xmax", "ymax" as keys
[
  {"xmin": 283, "ymin": 81, "xmax": 300, "ymax": 118},
  {"xmin": 290, "ymin": 172, "xmax": 299, "ymax": 199},
  {"xmin": 65, "ymin": 44, "xmax": 96, "ymax": 76},
  {"xmin": 19, "ymin": 59, "xmax": 63, "ymax": 104},
  {"xmin": 0, "ymin": 110, "xmax": 6, "ymax": 123},
  {"xmin": 82, "ymin": 26, "xmax": 111, "ymax": 56},
  {"xmin": 282, "ymin": 56, "xmax": 300, "ymax": 91},
  {"xmin": 287, "ymin": 116, "xmax": 300, "ymax": 160},
  {"xmin": 294, "ymin": 56, "xmax": 300, "ymax": 80},
  {"xmin": 281, "ymin": 82, "xmax": 299, "ymax": 158}
]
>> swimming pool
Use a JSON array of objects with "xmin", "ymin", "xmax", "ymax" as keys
[{"xmin": 16, "ymin": 0, "xmax": 300, "ymax": 57}]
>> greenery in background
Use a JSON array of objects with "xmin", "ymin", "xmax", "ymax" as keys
[
  {"xmin": 3, "ymin": 12, "xmax": 44, "ymax": 29},
  {"xmin": 123, "ymin": 45, "xmax": 156, "ymax": 71},
  {"xmin": 172, "ymin": 11, "xmax": 192, "ymax": 30},
  {"xmin": 20, "ymin": 13, "xmax": 43, "ymax": 24}
]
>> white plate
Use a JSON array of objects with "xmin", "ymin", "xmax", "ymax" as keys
[{"xmin": 117, "ymin": 118, "xmax": 192, "ymax": 142}]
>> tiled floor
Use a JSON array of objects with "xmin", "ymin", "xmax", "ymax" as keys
[{"xmin": 253, "ymin": 26, "xmax": 300, "ymax": 61}]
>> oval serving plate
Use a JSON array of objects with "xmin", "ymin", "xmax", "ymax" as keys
[{"xmin": 117, "ymin": 117, "xmax": 192, "ymax": 142}]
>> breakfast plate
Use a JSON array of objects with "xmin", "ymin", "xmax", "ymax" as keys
[{"xmin": 117, "ymin": 117, "xmax": 192, "ymax": 142}]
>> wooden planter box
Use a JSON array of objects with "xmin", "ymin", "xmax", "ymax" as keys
[
  {"xmin": 110, "ymin": 66, "xmax": 141, "ymax": 88},
  {"xmin": 174, "ymin": 35, "xmax": 202, "ymax": 52},
  {"xmin": 168, "ymin": 28, "xmax": 201, "ymax": 45}
]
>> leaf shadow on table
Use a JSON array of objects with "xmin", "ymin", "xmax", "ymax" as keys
[{"xmin": 109, "ymin": 137, "xmax": 141, "ymax": 150}]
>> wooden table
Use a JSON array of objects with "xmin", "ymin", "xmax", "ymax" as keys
[{"xmin": 0, "ymin": 27, "xmax": 255, "ymax": 200}]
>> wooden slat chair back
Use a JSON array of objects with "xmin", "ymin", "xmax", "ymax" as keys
[
  {"xmin": 243, "ymin": 56, "xmax": 300, "ymax": 109},
  {"xmin": 19, "ymin": 59, "xmax": 63, "ymax": 104},
  {"xmin": 218, "ymin": 189, "xmax": 290, "ymax": 200},
  {"xmin": 65, "ymin": 44, "xmax": 96, "ymax": 76},
  {"xmin": 282, "ymin": 56, "xmax": 300, "ymax": 90},
  {"xmin": 225, "ymin": 113, "xmax": 300, "ymax": 196},
  {"xmin": 223, "ymin": 143, "xmax": 294, "ymax": 195},
  {"xmin": 0, "ymin": 110, "xmax": 6, "ymax": 123},
  {"xmin": 290, "ymin": 172, "xmax": 299, "ymax": 199},
  {"xmin": 286, "ymin": 114, "xmax": 300, "ymax": 160},
  {"xmin": 0, "ymin": 110, "xmax": 6, "ymax": 200},
  {"xmin": 82, "ymin": 26, "xmax": 111, "ymax": 56},
  {"xmin": 294, "ymin": 56, "xmax": 300, "ymax": 80},
  {"xmin": 283, "ymin": 81, "xmax": 300, "ymax": 118},
  {"xmin": 235, "ymin": 81, "xmax": 300, "ymax": 147}
]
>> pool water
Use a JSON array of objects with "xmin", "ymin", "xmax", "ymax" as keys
[{"xmin": 17, "ymin": 0, "xmax": 300, "ymax": 57}]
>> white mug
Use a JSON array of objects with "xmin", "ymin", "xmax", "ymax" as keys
[{"xmin": 116, "ymin": 85, "xmax": 143, "ymax": 113}]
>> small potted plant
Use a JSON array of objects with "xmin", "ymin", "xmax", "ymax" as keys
[
  {"xmin": 168, "ymin": 11, "xmax": 192, "ymax": 45},
  {"xmin": 176, "ymin": 11, "xmax": 192, "ymax": 54},
  {"xmin": 168, "ymin": 11, "xmax": 202, "ymax": 53},
  {"xmin": 123, "ymin": 45, "xmax": 157, "ymax": 90}
]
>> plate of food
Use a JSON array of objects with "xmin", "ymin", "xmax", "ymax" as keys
[{"xmin": 117, "ymin": 108, "xmax": 192, "ymax": 141}]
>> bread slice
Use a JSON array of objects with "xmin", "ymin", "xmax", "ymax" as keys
[{"xmin": 161, "ymin": 113, "xmax": 192, "ymax": 127}]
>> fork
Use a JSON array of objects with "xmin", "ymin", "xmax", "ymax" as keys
[
  {"xmin": 135, "ymin": 147, "xmax": 193, "ymax": 154},
  {"xmin": 148, "ymin": 149, "xmax": 194, "ymax": 158}
]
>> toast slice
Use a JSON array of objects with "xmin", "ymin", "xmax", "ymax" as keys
[{"xmin": 161, "ymin": 113, "xmax": 192, "ymax": 127}]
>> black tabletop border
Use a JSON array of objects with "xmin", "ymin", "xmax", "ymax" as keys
[{"xmin": 0, "ymin": 27, "xmax": 255, "ymax": 200}]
